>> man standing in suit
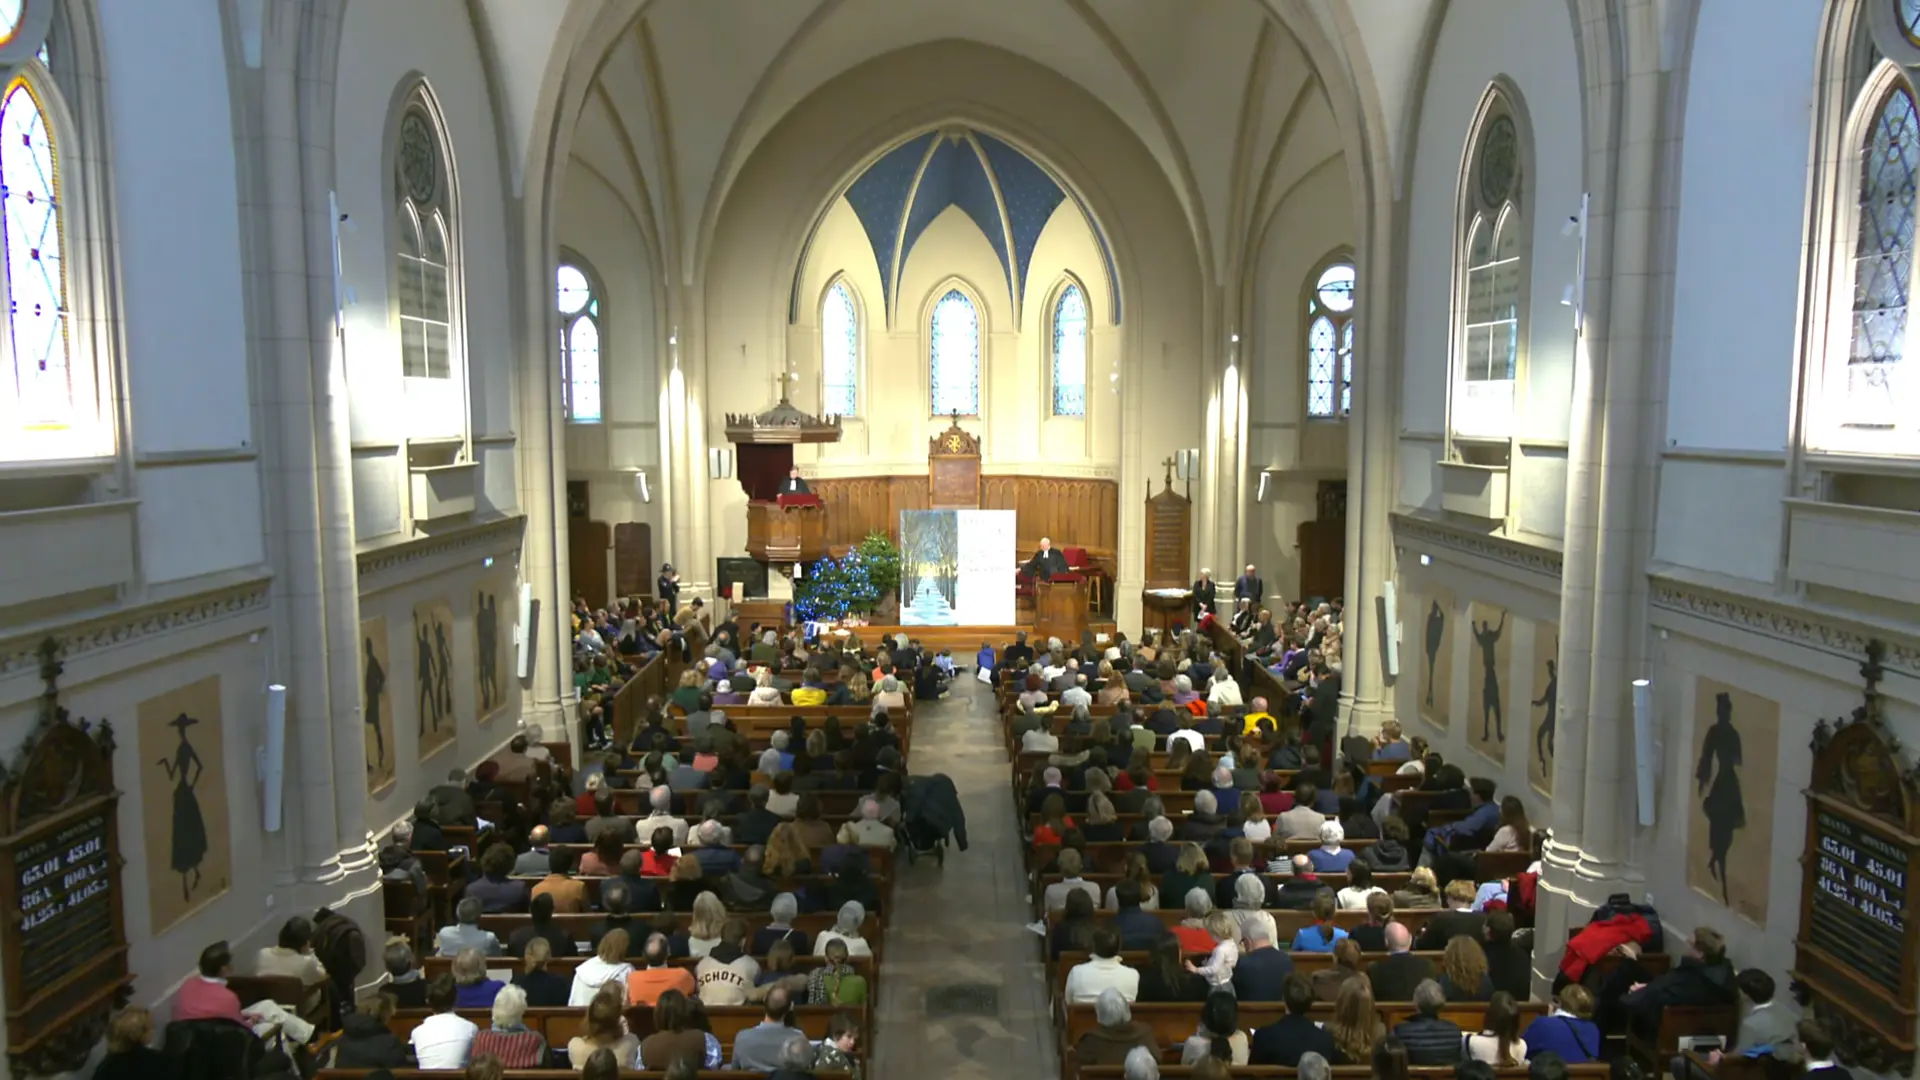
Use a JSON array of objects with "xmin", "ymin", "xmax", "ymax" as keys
[
  {"xmin": 1191, "ymin": 568, "xmax": 1218, "ymax": 619},
  {"xmin": 778, "ymin": 467, "xmax": 810, "ymax": 495},
  {"xmin": 1368, "ymin": 922, "xmax": 1435, "ymax": 1002},
  {"xmin": 1234, "ymin": 564, "xmax": 1264, "ymax": 607},
  {"xmin": 1026, "ymin": 537, "xmax": 1071, "ymax": 580},
  {"xmin": 1248, "ymin": 973, "xmax": 1335, "ymax": 1066},
  {"xmin": 1233, "ymin": 923, "xmax": 1294, "ymax": 1002}
]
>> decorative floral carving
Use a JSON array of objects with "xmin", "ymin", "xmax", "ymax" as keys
[
  {"xmin": 355, "ymin": 516, "xmax": 524, "ymax": 581},
  {"xmin": 1390, "ymin": 514, "xmax": 1565, "ymax": 579},
  {"xmin": 1651, "ymin": 581, "xmax": 1920, "ymax": 677},
  {"xmin": 0, "ymin": 582, "xmax": 271, "ymax": 680}
]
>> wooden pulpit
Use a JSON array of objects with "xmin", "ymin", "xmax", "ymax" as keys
[{"xmin": 1034, "ymin": 578, "xmax": 1089, "ymax": 644}]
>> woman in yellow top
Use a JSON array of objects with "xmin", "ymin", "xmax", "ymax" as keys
[
  {"xmin": 790, "ymin": 667, "xmax": 829, "ymax": 706},
  {"xmin": 1240, "ymin": 697, "xmax": 1276, "ymax": 737}
]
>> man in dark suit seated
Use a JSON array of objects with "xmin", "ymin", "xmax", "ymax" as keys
[
  {"xmin": 1025, "ymin": 537, "xmax": 1071, "ymax": 581},
  {"xmin": 1140, "ymin": 816, "xmax": 1180, "ymax": 874},
  {"xmin": 1232, "ymin": 922, "xmax": 1293, "ymax": 1002},
  {"xmin": 1368, "ymin": 922, "xmax": 1436, "ymax": 1002},
  {"xmin": 1416, "ymin": 879, "xmax": 1487, "ymax": 950},
  {"xmin": 1482, "ymin": 911, "xmax": 1531, "ymax": 999},
  {"xmin": 1214, "ymin": 838, "xmax": 1269, "ymax": 909},
  {"xmin": 1248, "ymin": 972, "xmax": 1335, "ymax": 1066},
  {"xmin": 1111, "ymin": 880, "xmax": 1167, "ymax": 952},
  {"xmin": 1273, "ymin": 854, "xmax": 1322, "ymax": 909},
  {"xmin": 1619, "ymin": 926, "xmax": 1735, "ymax": 1037}
]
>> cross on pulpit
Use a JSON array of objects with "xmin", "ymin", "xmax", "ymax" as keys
[{"xmin": 1162, "ymin": 456, "xmax": 1176, "ymax": 488}]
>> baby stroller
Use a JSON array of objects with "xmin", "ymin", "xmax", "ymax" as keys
[{"xmin": 900, "ymin": 772, "xmax": 968, "ymax": 866}]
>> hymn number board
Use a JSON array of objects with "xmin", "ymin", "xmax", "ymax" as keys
[
  {"xmin": 12, "ymin": 812, "xmax": 114, "ymax": 997},
  {"xmin": 1794, "ymin": 643, "xmax": 1920, "ymax": 1071}
]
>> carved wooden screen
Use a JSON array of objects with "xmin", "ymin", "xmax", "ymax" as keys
[
  {"xmin": 1794, "ymin": 642, "xmax": 1920, "ymax": 1075},
  {"xmin": 927, "ymin": 419, "xmax": 981, "ymax": 509}
]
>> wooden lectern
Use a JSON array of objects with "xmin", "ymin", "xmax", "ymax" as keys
[{"xmin": 1034, "ymin": 578, "xmax": 1089, "ymax": 644}]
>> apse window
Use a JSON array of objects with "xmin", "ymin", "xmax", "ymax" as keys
[
  {"xmin": 822, "ymin": 280, "xmax": 858, "ymax": 417},
  {"xmin": 1306, "ymin": 261, "xmax": 1356, "ymax": 418},
  {"xmin": 558, "ymin": 261, "xmax": 600, "ymax": 423},
  {"xmin": 0, "ymin": 70, "xmax": 106, "ymax": 463},
  {"xmin": 395, "ymin": 97, "xmax": 458, "ymax": 381},
  {"xmin": 1051, "ymin": 283, "xmax": 1087, "ymax": 417},
  {"xmin": 929, "ymin": 287, "xmax": 980, "ymax": 417},
  {"xmin": 1452, "ymin": 105, "xmax": 1526, "ymax": 440}
]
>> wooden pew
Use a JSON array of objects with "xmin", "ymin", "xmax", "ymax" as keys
[
  {"xmin": 1044, "ymin": 906, "xmax": 1440, "ymax": 938},
  {"xmin": 1076, "ymin": 1068, "xmax": 1612, "ymax": 1080},
  {"xmin": 490, "ymin": 873, "xmax": 889, "ymax": 909},
  {"xmin": 474, "ymin": 911, "xmax": 882, "ymax": 959},
  {"xmin": 546, "ymin": 844, "xmax": 897, "ymax": 881},
  {"xmin": 1049, "ymin": 951, "xmax": 1668, "ymax": 999},
  {"xmin": 1061, "ymin": 999, "xmax": 1551, "ymax": 1050},
  {"xmin": 384, "ymin": 1004, "xmax": 862, "ymax": 1054},
  {"xmin": 325, "ymin": 1073, "xmax": 849, "ymax": 1080},
  {"xmin": 420, "ymin": 953, "xmax": 873, "ymax": 980}
]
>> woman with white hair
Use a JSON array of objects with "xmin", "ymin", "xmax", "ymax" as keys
[
  {"xmin": 1075, "ymin": 987, "xmax": 1160, "ymax": 1066},
  {"xmin": 1171, "ymin": 673, "xmax": 1200, "ymax": 706},
  {"xmin": 872, "ymin": 675, "xmax": 907, "ymax": 711},
  {"xmin": 468, "ymin": 983, "xmax": 548, "ymax": 1067},
  {"xmin": 1123, "ymin": 1044, "xmax": 1162, "ymax": 1080},
  {"xmin": 812, "ymin": 900, "xmax": 873, "ymax": 958},
  {"xmin": 757, "ymin": 730, "xmax": 791, "ymax": 776},
  {"xmin": 1308, "ymin": 818, "xmax": 1356, "ymax": 873},
  {"xmin": 1171, "ymin": 887, "xmax": 1220, "ymax": 954},
  {"xmin": 1021, "ymin": 713, "xmax": 1060, "ymax": 753},
  {"xmin": 747, "ymin": 668, "xmax": 783, "ymax": 706},
  {"xmin": 1230, "ymin": 872, "xmax": 1279, "ymax": 948},
  {"xmin": 1208, "ymin": 669, "xmax": 1243, "ymax": 708}
]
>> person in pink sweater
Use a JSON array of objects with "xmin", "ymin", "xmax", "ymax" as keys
[{"xmin": 172, "ymin": 941, "xmax": 246, "ymax": 1025}]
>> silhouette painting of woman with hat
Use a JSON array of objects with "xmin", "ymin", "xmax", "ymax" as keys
[
  {"xmin": 157, "ymin": 712, "xmax": 208, "ymax": 901},
  {"xmin": 1696, "ymin": 690, "xmax": 1745, "ymax": 905}
]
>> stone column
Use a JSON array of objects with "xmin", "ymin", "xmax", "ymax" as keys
[
  {"xmin": 1341, "ymin": 192, "xmax": 1398, "ymax": 736},
  {"xmin": 516, "ymin": 209, "xmax": 575, "ymax": 749}
]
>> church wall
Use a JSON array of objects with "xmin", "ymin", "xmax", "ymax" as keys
[
  {"xmin": 1390, "ymin": 537, "xmax": 1560, "ymax": 837},
  {"xmin": 1247, "ymin": 158, "xmax": 1353, "ymax": 600},
  {"xmin": 1651, "ymin": 0, "xmax": 1820, "ymax": 582},
  {"xmin": 357, "ymin": 527, "xmax": 527, "ymax": 834},
  {"xmin": 560, "ymin": 160, "xmax": 667, "ymax": 597},
  {"xmin": 102, "ymin": 0, "xmax": 265, "ymax": 585},
  {"xmin": 700, "ymin": 42, "xmax": 1204, "ymax": 628},
  {"xmin": 1398, "ymin": 0, "xmax": 1584, "ymax": 515},
  {"xmin": 333, "ymin": 0, "xmax": 520, "ymax": 542},
  {"xmin": 1643, "ymin": 604, "xmax": 1920, "ymax": 983},
  {"xmin": 0, "ymin": 600, "xmax": 280, "ymax": 1034},
  {"xmin": 793, "ymin": 197, "xmax": 891, "ymax": 471}
]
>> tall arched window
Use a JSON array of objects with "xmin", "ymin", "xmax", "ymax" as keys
[
  {"xmin": 1306, "ymin": 261, "xmax": 1355, "ymax": 418},
  {"xmin": 1453, "ymin": 100, "xmax": 1525, "ymax": 439},
  {"xmin": 929, "ymin": 287, "xmax": 980, "ymax": 417},
  {"xmin": 395, "ymin": 90, "xmax": 457, "ymax": 381},
  {"xmin": 558, "ymin": 262, "xmax": 600, "ymax": 422},
  {"xmin": 1051, "ymin": 283, "xmax": 1088, "ymax": 416},
  {"xmin": 822, "ymin": 280, "xmax": 858, "ymax": 416}
]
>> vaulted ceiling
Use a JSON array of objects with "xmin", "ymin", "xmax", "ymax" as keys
[{"xmin": 482, "ymin": 0, "xmax": 1439, "ymax": 289}]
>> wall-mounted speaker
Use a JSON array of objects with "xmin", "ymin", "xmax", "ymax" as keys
[
  {"xmin": 708, "ymin": 448, "xmax": 733, "ymax": 479},
  {"xmin": 634, "ymin": 469, "xmax": 651, "ymax": 504},
  {"xmin": 1382, "ymin": 583, "xmax": 1400, "ymax": 678},
  {"xmin": 515, "ymin": 583, "xmax": 535, "ymax": 680},
  {"xmin": 1632, "ymin": 679, "xmax": 1655, "ymax": 826},
  {"xmin": 261, "ymin": 684, "xmax": 286, "ymax": 833}
]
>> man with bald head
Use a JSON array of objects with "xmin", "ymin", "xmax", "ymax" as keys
[
  {"xmin": 1026, "ymin": 536, "xmax": 1070, "ymax": 581},
  {"xmin": 512, "ymin": 825, "xmax": 551, "ymax": 876},
  {"xmin": 1367, "ymin": 921, "xmax": 1435, "ymax": 1002},
  {"xmin": 730, "ymin": 985, "xmax": 797, "ymax": 1071}
]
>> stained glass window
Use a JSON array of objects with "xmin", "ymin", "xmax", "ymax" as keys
[
  {"xmin": 2, "ymin": 77, "xmax": 70, "ymax": 428},
  {"xmin": 1902, "ymin": 0, "xmax": 1920, "ymax": 46},
  {"xmin": 929, "ymin": 288, "xmax": 980, "ymax": 416},
  {"xmin": 822, "ymin": 281, "xmax": 858, "ymax": 416},
  {"xmin": 1306, "ymin": 316, "xmax": 1336, "ymax": 417},
  {"xmin": 1051, "ymin": 284, "xmax": 1087, "ymax": 416},
  {"xmin": 1845, "ymin": 85, "xmax": 1918, "ymax": 428},
  {"xmin": 1306, "ymin": 261, "xmax": 1355, "ymax": 418},
  {"xmin": 0, "ymin": 1, "xmax": 21, "ymax": 49},
  {"xmin": 395, "ymin": 99, "xmax": 456, "ymax": 381},
  {"xmin": 558, "ymin": 263, "xmax": 601, "ymax": 422}
]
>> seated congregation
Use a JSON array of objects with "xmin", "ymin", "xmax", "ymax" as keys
[
  {"xmin": 94, "ymin": 610, "xmax": 968, "ymax": 1079},
  {"xmin": 995, "ymin": 626, "xmax": 1838, "ymax": 1080}
]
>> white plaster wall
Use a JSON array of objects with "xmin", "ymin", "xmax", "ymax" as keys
[
  {"xmin": 1392, "ymin": 554, "xmax": 1561, "ymax": 829},
  {"xmin": 100, "ymin": 0, "xmax": 266, "ymax": 585},
  {"xmin": 560, "ymin": 157, "xmax": 666, "ymax": 593},
  {"xmin": 359, "ymin": 540, "xmax": 526, "ymax": 831},
  {"xmin": 1652, "ymin": 458, "xmax": 1788, "ymax": 582},
  {"xmin": 334, "ymin": 0, "xmax": 518, "ymax": 523},
  {"xmin": 1664, "ymin": 0, "xmax": 1822, "ymax": 455},
  {"xmin": 1399, "ymin": 0, "xmax": 1584, "ymax": 453}
]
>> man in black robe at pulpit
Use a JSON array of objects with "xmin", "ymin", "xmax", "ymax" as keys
[
  {"xmin": 1025, "ymin": 536, "xmax": 1071, "ymax": 581},
  {"xmin": 779, "ymin": 467, "xmax": 810, "ymax": 495}
]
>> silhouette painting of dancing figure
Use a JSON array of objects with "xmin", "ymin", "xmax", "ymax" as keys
[
  {"xmin": 1533, "ymin": 657, "xmax": 1557, "ymax": 771},
  {"xmin": 1696, "ymin": 691, "xmax": 1746, "ymax": 906},
  {"xmin": 433, "ymin": 619, "xmax": 454, "ymax": 718},
  {"xmin": 1472, "ymin": 612, "xmax": 1507, "ymax": 741},
  {"xmin": 476, "ymin": 593, "xmax": 498, "ymax": 712},
  {"xmin": 157, "ymin": 713, "xmax": 208, "ymax": 902},
  {"xmin": 1424, "ymin": 600, "xmax": 1446, "ymax": 707},
  {"xmin": 417, "ymin": 621, "xmax": 439, "ymax": 733},
  {"xmin": 364, "ymin": 635, "xmax": 387, "ymax": 771}
]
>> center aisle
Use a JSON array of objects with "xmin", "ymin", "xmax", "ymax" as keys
[{"xmin": 870, "ymin": 671, "xmax": 1060, "ymax": 1079}]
